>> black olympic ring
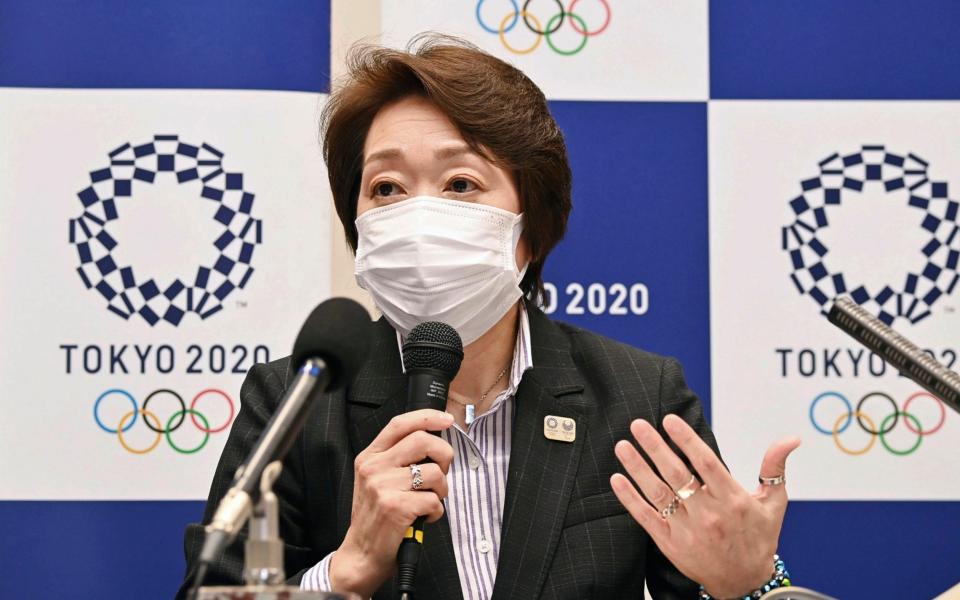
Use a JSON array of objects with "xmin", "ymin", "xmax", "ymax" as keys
[
  {"xmin": 855, "ymin": 391, "xmax": 898, "ymax": 435},
  {"xmin": 142, "ymin": 388, "xmax": 186, "ymax": 433},
  {"xmin": 522, "ymin": 0, "xmax": 564, "ymax": 35}
]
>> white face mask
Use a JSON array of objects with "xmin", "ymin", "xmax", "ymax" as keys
[{"xmin": 354, "ymin": 196, "xmax": 526, "ymax": 346}]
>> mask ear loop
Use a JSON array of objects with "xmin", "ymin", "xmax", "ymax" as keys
[{"xmin": 511, "ymin": 213, "xmax": 529, "ymax": 282}]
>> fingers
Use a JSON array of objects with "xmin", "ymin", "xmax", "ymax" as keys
[
  {"xmin": 661, "ymin": 415, "xmax": 738, "ymax": 497},
  {"xmin": 756, "ymin": 436, "xmax": 801, "ymax": 502},
  {"xmin": 614, "ymin": 439, "xmax": 678, "ymax": 515},
  {"xmin": 610, "ymin": 473, "xmax": 669, "ymax": 540},
  {"xmin": 418, "ymin": 462, "xmax": 448, "ymax": 498},
  {"xmin": 366, "ymin": 410, "xmax": 454, "ymax": 454},
  {"xmin": 372, "ymin": 489, "xmax": 445, "ymax": 526},
  {"xmin": 629, "ymin": 419, "xmax": 696, "ymax": 492},
  {"xmin": 411, "ymin": 491, "xmax": 446, "ymax": 523},
  {"xmin": 372, "ymin": 462, "xmax": 449, "ymax": 498},
  {"xmin": 386, "ymin": 429, "xmax": 455, "ymax": 472}
]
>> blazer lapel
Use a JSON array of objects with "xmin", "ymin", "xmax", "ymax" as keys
[
  {"xmin": 492, "ymin": 307, "xmax": 589, "ymax": 600},
  {"xmin": 346, "ymin": 317, "xmax": 406, "ymax": 449},
  {"xmin": 343, "ymin": 317, "xmax": 463, "ymax": 600}
]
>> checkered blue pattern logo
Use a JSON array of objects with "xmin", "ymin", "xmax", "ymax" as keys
[
  {"xmin": 781, "ymin": 145, "xmax": 960, "ymax": 325},
  {"xmin": 68, "ymin": 135, "xmax": 262, "ymax": 326}
]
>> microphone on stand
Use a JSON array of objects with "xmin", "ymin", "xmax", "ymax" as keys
[
  {"xmin": 828, "ymin": 296, "xmax": 960, "ymax": 415},
  {"xmin": 396, "ymin": 322, "xmax": 463, "ymax": 600},
  {"xmin": 190, "ymin": 297, "xmax": 373, "ymax": 597}
]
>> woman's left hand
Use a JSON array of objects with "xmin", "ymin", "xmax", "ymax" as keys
[{"xmin": 610, "ymin": 414, "xmax": 801, "ymax": 599}]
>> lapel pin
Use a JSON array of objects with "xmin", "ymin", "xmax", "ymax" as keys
[{"xmin": 543, "ymin": 415, "xmax": 576, "ymax": 443}]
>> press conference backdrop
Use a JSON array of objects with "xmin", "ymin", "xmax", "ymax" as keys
[{"xmin": 1, "ymin": 1, "xmax": 959, "ymax": 598}]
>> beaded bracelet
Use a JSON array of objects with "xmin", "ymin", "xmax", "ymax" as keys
[{"xmin": 698, "ymin": 555, "xmax": 791, "ymax": 600}]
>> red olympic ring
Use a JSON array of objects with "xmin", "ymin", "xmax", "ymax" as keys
[
  {"xmin": 567, "ymin": 0, "xmax": 611, "ymax": 36},
  {"xmin": 903, "ymin": 391, "xmax": 947, "ymax": 435},
  {"xmin": 190, "ymin": 388, "xmax": 235, "ymax": 433}
]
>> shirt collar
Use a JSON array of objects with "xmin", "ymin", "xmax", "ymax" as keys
[{"xmin": 395, "ymin": 302, "xmax": 535, "ymax": 391}]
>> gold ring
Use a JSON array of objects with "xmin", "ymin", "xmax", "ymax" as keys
[{"xmin": 675, "ymin": 474, "xmax": 700, "ymax": 500}]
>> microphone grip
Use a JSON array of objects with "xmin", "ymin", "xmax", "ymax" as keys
[
  {"xmin": 397, "ymin": 516, "xmax": 426, "ymax": 595},
  {"xmin": 397, "ymin": 370, "xmax": 451, "ymax": 597},
  {"xmin": 405, "ymin": 370, "xmax": 451, "ymax": 412}
]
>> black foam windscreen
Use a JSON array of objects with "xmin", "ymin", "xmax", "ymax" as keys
[
  {"xmin": 403, "ymin": 321, "xmax": 464, "ymax": 379},
  {"xmin": 291, "ymin": 297, "xmax": 373, "ymax": 390}
]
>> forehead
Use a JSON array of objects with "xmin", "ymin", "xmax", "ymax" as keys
[{"xmin": 363, "ymin": 96, "xmax": 466, "ymax": 156}]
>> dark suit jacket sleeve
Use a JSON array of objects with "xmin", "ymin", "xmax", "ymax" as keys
[
  {"xmin": 175, "ymin": 359, "xmax": 318, "ymax": 599},
  {"xmin": 644, "ymin": 356, "xmax": 720, "ymax": 599}
]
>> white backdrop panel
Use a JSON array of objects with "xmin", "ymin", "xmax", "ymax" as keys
[
  {"xmin": 0, "ymin": 89, "xmax": 331, "ymax": 499},
  {"xmin": 710, "ymin": 100, "xmax": 960, "ymax": 500}
]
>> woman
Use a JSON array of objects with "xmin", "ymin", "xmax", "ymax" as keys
[{"xmin": 179, "ymin": 35, "xmax": 799, "ymax": 600}]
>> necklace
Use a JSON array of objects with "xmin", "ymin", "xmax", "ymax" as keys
[{"xmin": 449, "ymin": 364, "xmax": 509, "ymax": 425}]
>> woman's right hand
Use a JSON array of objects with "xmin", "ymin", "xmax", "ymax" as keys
[{"xmin": 329, "ymin": 409, "xmax": 455, "ymax": 597}]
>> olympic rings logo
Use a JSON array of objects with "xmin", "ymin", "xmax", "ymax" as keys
[
  {"xmin": 475, "ymin": 0, "xmax": 611, "ymax": 56},
  {"xmin": 808, "ymin": 390, "xmax": 948, "ymax": 456},
  {"xmin": 94, "ymin": 388, "xmax": 235, "ymax": 455}
]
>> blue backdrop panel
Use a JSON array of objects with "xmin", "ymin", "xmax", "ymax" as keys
[
  {"xmin": 545, "ymin": 101, "xmax": 712, "ymax": 420},
  {"xmin": 0, "ymin": 501, "xmax": 203, "ymax": 600},
  {"xmin": 780, "ymin": 501, "xmax": 960, "ymax": 598},
  {"xmin": 4, "ymin": 499, "xmax": 959, "ymax": 600},
  {"xmin": 710, "ymin": 0, "xmax": 960, "ymax": 99},
  {"xmin": 0, "ymin": 0, "xmax": 330, "ymax": 92}
]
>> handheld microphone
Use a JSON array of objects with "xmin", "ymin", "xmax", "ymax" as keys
[
  {"xmin": 193, "ymin": 298, "xmax": 373, "ymax": 587},
  {"xmin": 828, "ymin": 296, "xmax": 960, "ymax": 415},
  {"xmin": 397, "ymin": 322, "xmax": 463, "ymax": 600}
]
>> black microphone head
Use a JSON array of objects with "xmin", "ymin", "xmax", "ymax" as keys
[
  {"xmin": 291, "ymin": 297, "xmax": 373, "ymax": 390},
  {"xmin": 403, "ymin": 321, "xmax": 464, "ymax": 379}
]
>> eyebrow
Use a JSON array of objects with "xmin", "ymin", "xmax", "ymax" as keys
[{"xmin": 363, "ymin": 144, "xmax": 481, "ymax": 167}]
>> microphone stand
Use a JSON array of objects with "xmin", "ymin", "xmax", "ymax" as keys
[
  {"xmin": 243, "ymin": 461, "xmax": 285, "ymax": 586},
  {"xmin": 191, "ymin": 461, "xmax": 359, "ymax": 600}
]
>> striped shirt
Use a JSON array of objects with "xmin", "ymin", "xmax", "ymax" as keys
[{"xmin": 301, "ymin": 304, "xmax": 533, "ymax": 599}]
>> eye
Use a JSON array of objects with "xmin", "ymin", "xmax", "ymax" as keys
[
  {"xmin": 372, "ymin": 180, "xmax": 403, "ymax": 198},
  {"xmin": 447, "ymin": 177, "xmax": 478, "ymax": 194}
]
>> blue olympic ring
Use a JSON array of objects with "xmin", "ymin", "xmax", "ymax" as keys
[
  {"xmin": 94, "ymin": 388, "xmax": 138, "ymax": 433},
  {"xmin": 476, "ymin": 0, "xmax": 520, "ymax": 34},
  {"xmin": 809, "ymin": 391, "xmax": 852, "ymax": 435}
]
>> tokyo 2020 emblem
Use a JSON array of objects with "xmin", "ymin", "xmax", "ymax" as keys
[
  {"xmin": 808, "ymin": 390, "xmax": 947, "ymax": 456},
  {"xmin": 69, "ymin": 135, "xmax": 262, "ymax": 326},
  {"xmin": 474, "ymin": 0, "xmax": 611, "ymax": 56},
  {"xmin": 781, "ymin": 145, "xmax": 960, "ymax": 325},
  {"xmin": 94, "ymin": 387, "xmax": 235, "ymax": 455}
]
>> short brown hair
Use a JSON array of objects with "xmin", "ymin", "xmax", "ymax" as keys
[{"xmin": 320, "ymin": 34, "xmax": 572, "ymax": 301}]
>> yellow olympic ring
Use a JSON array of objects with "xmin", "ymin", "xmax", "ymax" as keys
[
  {"xmin": 832, "ymin": 411, "xmax": 877, "ymax": 456},
  {"xmin": 500, "ymin": 11, "xmax": 544, "ymax": 55},
  {"xmin": 117, "ymin": 409, "xmax": 163, "ymax": 455}
]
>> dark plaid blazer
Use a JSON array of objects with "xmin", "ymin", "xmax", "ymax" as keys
[{"xmin": 177, "ymin": 304, "xmax": 719, "ymax": 599}]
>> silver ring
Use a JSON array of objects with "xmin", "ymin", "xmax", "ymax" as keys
[
  {"xmin": 410, "ymin": 464, "xmax": 424, "ymax": 490},
  {"xmin": 759, "ymin": 474, "xmax": 786, "ymax": 486},
  {"xmin": 660, "ymin": 495, "xmax": 681, "ymax": 519},
  {"xmin": 675, "ymin": 474, "xmax": 700, "ymax": 501}
]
